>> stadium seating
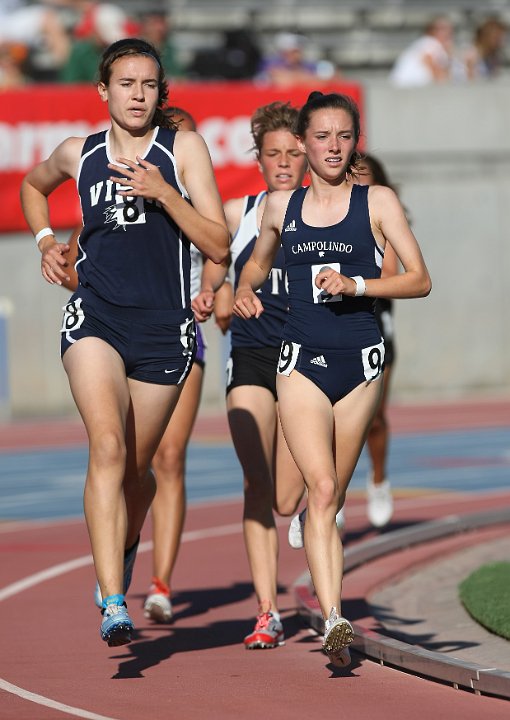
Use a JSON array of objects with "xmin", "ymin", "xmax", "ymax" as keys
[{"xmin": 119, "ymin": 0, "xmax": 510, "ymax": 79}]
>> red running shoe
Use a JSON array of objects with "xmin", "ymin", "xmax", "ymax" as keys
[{"xmin": 244, "ymin": 609, "xmax": 284, "ymax": 649}]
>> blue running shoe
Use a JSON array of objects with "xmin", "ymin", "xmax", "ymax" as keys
[
  {"xmin": 94, "ymin": 536, "xmax": 140, "ymax": 608},
  {"xmin": 100, "ymin": 596, "xmax": 134, "ymax": 647}
]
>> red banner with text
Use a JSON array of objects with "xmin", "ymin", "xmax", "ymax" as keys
[{"xmin": 0, "ymin": 81, "xmax": 363, "ymax": 232}]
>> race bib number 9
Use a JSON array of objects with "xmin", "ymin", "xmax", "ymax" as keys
[
  {"xmin": 362, "ymin": 340, "xmax": 385, "ymax": 382},
  {"xmin": 277, "ymin": 340, "xmax": 301, "ymax": 377}
]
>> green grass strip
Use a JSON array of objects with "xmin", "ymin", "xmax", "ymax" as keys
[{"xmin": 459, "ymin": 561, "xmax": 510, "ymax": 640}]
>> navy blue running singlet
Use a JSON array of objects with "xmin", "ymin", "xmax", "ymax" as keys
[
  {"xmin": 280, "ymin": 184, "xmax": 384, "ymax": 351},
  {"xmin": 230, "ymin": 192, "xmax": 288, "ymax": 348},
  {"xmin": 75, "ymin": 126, "xmax": 191, "ymax": 310}
]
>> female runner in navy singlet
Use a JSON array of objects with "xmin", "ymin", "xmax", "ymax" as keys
[
  {"xmin": 58, "ymin": 108, "xmax": 234, "ymax": 628},
  {"xmin": 194, "ymin": 102, "xmax": 307, "ymax": 650},
  {"xmin": 233, "ymin": 91, "xmax": 431, "ymax": 667},
  {"xmin": 20, "ymin": 38, "xmax": 229, "ymax": 648}
]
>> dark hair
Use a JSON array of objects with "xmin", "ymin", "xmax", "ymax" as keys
[
  {"xmin": 356, "ymin": 154, "xmax": 395, "ymax": 190},
  {"xmin": 296, "ymin": 91, "xmax": 361, "ymax": 169},
  {"xmin": 250, "ymin": 101, "xmax": 299, "ymax": 155},
  {"xmin": 98, "ymin": 38, "xmax": 176, "ymax": 129},
  {"xmin": 296, "ymin": 91, "xmax": 360, "ymax": 140},
  {"xmin": 168, "ymin": 106, "xmax": 197, "ymax": 131}
]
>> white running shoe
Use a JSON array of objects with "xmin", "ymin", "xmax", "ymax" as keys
[
  {"xmin": 367, "ymin": 478, "xmax": 393, "ymax": 528},
  {"xmin": 144, "ymin": 577, "xmax": 173, "ymax": 624},
  {"xmin": 322, "ymin": 607, "xmax": 354, "ymax": 667},
  {"xmin": 288, "ymin": 507, "xmax": 345, "ymax": 549},
  {"xmin": 288, "ymin": 509, "xmax": 306, "ymax": 549}
]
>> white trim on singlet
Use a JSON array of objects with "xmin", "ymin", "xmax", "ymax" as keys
[
  {"xmin": 104, "ymin": 127, "xmax": 158, "ymax": 166},
  {"xmin": 178, "ymin": 228, "xmax": 186, "ymax": 308},
  {"xmin": 153, "ymin": 137, "xmax": 189, "ymax": 200},
  {"xmin": 154, "ymin": 131, "xmax": 189, "ymax": 308},
  {"xmin": 374, "ymin": 243, "xmax": 384, "ymax": 269},
  {"xmin": 74, "ymin": 233, "xmax": 86, "ymax": 275},
  {"xmin": 75, "ymin": 140, "xmax": 106, "ymax": 279},
  {"xmin": 230, "ymin": 191, "xmax": 266, "ymax": 262},
  {"xmin": 189, "ymin": 244, "xmax": 203, "ymax": 300},
  {"xmin": 76, "ymin": 139, "xmax": 106, "ymax": 188}
]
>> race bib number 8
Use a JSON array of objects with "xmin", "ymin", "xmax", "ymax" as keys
[
  {"xmin": 115, "ymin": 185, "xmax": 146, "ymax": 226},
  {"xmin": 180, "ymin": 317, "xmax": 196, "ymax": 355},
  {"xmin": 277, "ymin": 340, "xmax": 301, "ymax": 377},
  {"xmin": 61, "ymin": 298, "xmax": 85, "ymax": 334},
  {"xmin": 362, "ymin": 340, "xmax": 385, "ymax": 382}
]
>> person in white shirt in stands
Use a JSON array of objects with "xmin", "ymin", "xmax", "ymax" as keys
[{"xmin": 390, "ymin": 16, "xmax": 465, "ymax": 88}]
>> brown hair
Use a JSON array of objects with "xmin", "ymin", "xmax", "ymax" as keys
[
  {"xmin": 296, "ymin": 91, "xmax": 361, "ymax": 170},
  {"xmin": 250, "ymin": 101, "xmax": 299, "ymax": 155},
  {"xmin": 98, "ymin": 38, "xmax": 177, "ymax": 129}
]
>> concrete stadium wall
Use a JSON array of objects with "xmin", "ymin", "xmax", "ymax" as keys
[{"xmin": 1, "ymin": 81, "xmax": 509, "ymax": 417}]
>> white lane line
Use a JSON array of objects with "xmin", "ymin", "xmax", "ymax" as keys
[
  {"xmin": 0, "ymin": 523, "xmax": 244, "ymax": 602},
  {"xmin": 0, "ymin": 678, "xmax": 121, "ymax": 720},
  {"xmin": 0, "ymin": 519, "xmax": 244, "ymax": 719},
  {"xmin": 3, "ymin": 492, "xmax": 510, "ymax": 717}
]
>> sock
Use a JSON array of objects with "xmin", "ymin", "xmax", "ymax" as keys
[
  {"xmin": 102, "ymin": 593, "xmax": 125, "ymax": 610},
  {"xmin": 124, "ymin": 535, "xmax": 140, "ymax": 557}
]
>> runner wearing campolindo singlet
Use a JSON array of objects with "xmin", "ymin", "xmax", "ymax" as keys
[
  {"xmin": 226, "ymin": 191, "xmax": 288, "ymax": 399},
  {"xmin": 277, "ymin": 183, "xmax": 385, "ymax": 404},
  {"xmin": 232, "ymin": 91, "xmax": 430, "ymax": 669}
]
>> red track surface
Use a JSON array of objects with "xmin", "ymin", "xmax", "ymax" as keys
[
  {"xmin": 1, "ymin": 394, "xmax": 509, "ymax": 450},
  {"xmin": 1, "ymin": 397, "xmax": 509, "ymax": 719}
]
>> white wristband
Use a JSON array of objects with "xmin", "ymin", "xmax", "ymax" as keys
[
  {"xmin": 34, "ymin": 227, "xmax": 54, "ymax": 246},
  {"xmin": 351, "ymin": 275, "xmax": 366, "ymax": 297}
]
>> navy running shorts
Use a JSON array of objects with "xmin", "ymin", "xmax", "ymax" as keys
[
  {"xmin": 277, "ymin": 338, "xmax": 385, "ymax": 405},
  {"xmin": 60, "ymin": 287, "xmax": 196, "ymax": 385}
]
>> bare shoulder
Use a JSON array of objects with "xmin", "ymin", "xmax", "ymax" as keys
[
  {"xmin": 223, "ymin": 197, "xmax": 245, "ymax": 236},
  {"xmin": 174, "ymin": 129, "xmax": 208, "ymax": 156},
  {"xmin": 266, "ymin": 188, "xmax": 293, "ymax": 212},
  {"xmin": 368, "ymin": 184, "xmax": 402, "ymax": 215},
  {"xmin": 51, "ymin": 136, "xmax": 87, "ymax": 177},
  {"xmin": 57, "ymin": 136, "xmax": 86, "ymax": 158},
  {"xmin": 266, "ymin": 188, "xmax": 293, "ymax": 218}
]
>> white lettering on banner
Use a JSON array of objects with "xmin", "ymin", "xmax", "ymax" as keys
[
  {"xmin": 198, "ymin": 116, "xmax": 253, "ymax": 168},
  {"xmin": 0, "ymin": 121, "xmax": 109, "ymax": 171},
  {"xmin": 1, "ymin": 117, "xmax": 255, "ymax": 172}
]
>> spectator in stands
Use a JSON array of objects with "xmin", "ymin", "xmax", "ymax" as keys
[
  {"xmin": 187, "ymin": 28, "xmax": 261, "ymax": 81},
  {"xmin": 59, "ymin": 2, "xmax": 137, "ymax": 83},
  {"xmin": 138, "ymin": 6, "xmax": 184, "ymax": 80},
  {"xmin": 0, "ymin": 0, "xmax": 71, "ymax": 81},
  {"xmin": 464, "ymin": 17, "xmax": 507, "ymax": 80},
  {"xmin": 390, "ymin": 16, "xmax": 465, "ymax": 87},
  {"xmin": 256, "ymin": 32, "xmax": 338, "ymax": 87},
  {"xmin": 0, "ymin": 40, "xmax": 27, "ymax": 86}
]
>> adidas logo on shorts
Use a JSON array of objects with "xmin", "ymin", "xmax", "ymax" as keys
[
  {"xmin": 284, "ymin": 219, "xmax": 297, "ymax": 232},
  {"xmin": 310, "ymin": 355, "xmax": 328, "ymax": 368}
]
